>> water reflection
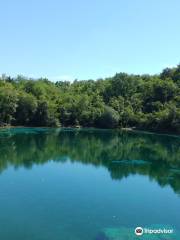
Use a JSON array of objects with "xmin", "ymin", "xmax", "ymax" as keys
[{"xmin": 0, "ymin": 128, "xmax": 180, "ymax": 195}]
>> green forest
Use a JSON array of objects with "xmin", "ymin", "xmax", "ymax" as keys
[{"xmin": 0, "ymin": 64, "xmax": 179, "ymax": 133}]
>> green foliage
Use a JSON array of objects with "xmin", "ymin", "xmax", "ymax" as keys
[
  {"xmin": 96, "ymin": 106, "xmax": 119, "ymax": 128},
  {"xmin": 14, "ymin": 92, "xmax": 37, "ymax": 125},
  {"xmin": 0, "ymin": 64, "xmax": 179, "ymax": 132},
  {"xmin": 0, "ymin": 84, "xmax": 18, "ymax": 125},
  {"xmin": 35, "ymin": 100, "xmax": 60, "ymax": 127}
]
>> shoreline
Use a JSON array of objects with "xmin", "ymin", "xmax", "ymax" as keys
[{"xmin": 0, "ymin": 125, "xmax": 179, "ymax": 138}]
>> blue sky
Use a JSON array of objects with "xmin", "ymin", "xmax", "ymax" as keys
[{"xmin": 0, "ymin": 0, "xmax": 180, "ymax": 81}]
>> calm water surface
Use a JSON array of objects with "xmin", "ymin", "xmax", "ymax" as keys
[{"xmin": 0, "ymin": 128, "xmax": 180, "ymax": 240}]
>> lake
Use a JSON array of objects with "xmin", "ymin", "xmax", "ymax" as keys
[{"xmin": 0, "ymin": 128, "xmax": 180, "ymax": 240}]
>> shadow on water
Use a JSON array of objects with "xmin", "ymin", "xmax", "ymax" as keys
[{"xmin": 0, "ymin": 128, "xmax": 180, "ymax": 195}]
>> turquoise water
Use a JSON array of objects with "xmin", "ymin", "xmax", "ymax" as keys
[{"xmin": 0, "ymin": 128, "xmax": 180, "ymax": 240}]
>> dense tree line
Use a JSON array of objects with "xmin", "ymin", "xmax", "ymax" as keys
[{"xmin": 0, "ymin": 64, "xmax": 179, "ymax": 133}]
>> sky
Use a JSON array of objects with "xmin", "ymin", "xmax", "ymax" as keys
[{"xmin": 0, "ymin": 0, "xmax": 180, "ymax": 81}]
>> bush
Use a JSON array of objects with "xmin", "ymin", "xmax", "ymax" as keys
[{"xmin": 96, "ymin": 106, "xmax": 119, "ymax": 128}]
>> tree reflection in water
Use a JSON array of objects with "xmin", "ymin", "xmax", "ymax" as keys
[{"xmin": 0, "ymin": 128, "xmax": 180, "ymax": 195}]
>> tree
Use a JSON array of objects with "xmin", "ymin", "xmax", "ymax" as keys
[
  {"xmin": 0, "ymin": 64, "xmax": 179, "ymax": 132},
  {"xmin": 15, "ymin": 93, "xmax": 37, "ymax": 125},
  {"xmin": 0, "ymin": 85, "xmax": 18, "ymax": 125},
  {"xmin": 34, "ymin": 101, "xmax": 60, "ymax": 127},
  {"xmin": 96, "ymin": 106, "xmax": 119, "ymax": 128}
]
